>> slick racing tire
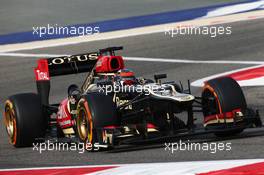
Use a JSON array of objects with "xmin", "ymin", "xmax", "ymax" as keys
[
  {"xmin": 4, "ymin": 93, "xmax": 45, "ymax": 147},
  {"xmin": 202, "ymin": 77, "xmax": 247, "ymax": 137},
  {"xmin": 76, "ymin": 92, "xmax": 118, "ymax": 151}
]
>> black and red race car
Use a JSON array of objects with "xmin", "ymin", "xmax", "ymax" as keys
[{"xmin": 3, "ymin": 46, "xmax": 262, "ymax": 151}]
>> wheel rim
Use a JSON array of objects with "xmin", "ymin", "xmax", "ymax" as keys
[
  {"xmin": 77, "ymin": 105, "xmax": 93, "ymax": 143},
  {"xmin": 77, "ymin": 107, "xmax": 89, "ymax": 141},
  {"xmin": 4, "ymin": 103, "xmax": 17, "ymax": 145}
]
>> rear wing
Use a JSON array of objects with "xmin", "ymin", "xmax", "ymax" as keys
[
  {"xmin": 34, "ymin": 52, "xmax": 99, "ymax": 106},
  {"xmin": 34, "ymin": 46, "xmax": 123, "ymax": 106},
  {"xmin": 34, "ymin": 52, "xmax": 99, "ymax": 80}
]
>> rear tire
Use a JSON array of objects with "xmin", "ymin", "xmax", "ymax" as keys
[
  {"xmin": 4, "ymin": 93, "xmax": 45, "ymax": 147},
  {"xmin": 202, "ymin": 77, "xmax": 247, "ymax": 137}
]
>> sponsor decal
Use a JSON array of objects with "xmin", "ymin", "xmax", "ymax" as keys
[
  {"xmin": 35, "ymin": 69, "xmax": 49, "ymax": 80},
  {"xmin": 34, "ymin": 59, "xmax": 50, "ymax": 81},
  {"xmin": 115, "ymin": 96, "xmax": 132, "ymax": 109},
  {"xmin": 48, "ymin": 52, "xmax": 98, "ymax": 66}
]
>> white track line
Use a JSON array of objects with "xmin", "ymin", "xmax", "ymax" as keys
[
  {"xmin": 191, "ymin": 64, "xmax": 264, "ymax": 87},
  {"xmin": 0, "ymin": 53, "xmax": 263, "ymax": 65},
  {"xmin": 204, "ymin": 0, "xmax": 264, "ymax": 18},
  {"xmin": 0, "ymin": 52, "xmax": 67, "ymax": 58},
  {"xmin": 90, "ymin": 160, "xmax": 264, "ymax": 175},
  {"xmin": 0, "ymin": 10, "xmax": 263, "ymax": 52},
  {"xmin": 124, "ymin": 57, "xmax": 264, "ymax": 65},
  {"xmin": 0, "ymin": 159, "xmax": 263, "ymax": 175}
]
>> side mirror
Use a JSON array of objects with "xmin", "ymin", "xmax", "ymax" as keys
[{"xmin": 154, "ymin": 74, "xmax": 167, "ymax": 84}]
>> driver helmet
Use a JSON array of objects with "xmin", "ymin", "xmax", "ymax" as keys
[
  {"xmin": 114, "ymin": 69, "xmax": 136, "ymax": 86},
  {"xmin": 67, "ymin": 84, "xmax": 81, "ymax": 104}
]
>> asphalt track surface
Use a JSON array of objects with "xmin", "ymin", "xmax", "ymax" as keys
[
  {"xmin": 0, "ymin": 18, "xmax": 264, "ymax": 168},
  {"xmin": 0, "ymin": 0, "xmax": 244, "ymax": 34}
]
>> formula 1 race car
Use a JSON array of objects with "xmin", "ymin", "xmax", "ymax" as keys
[{"xmin": 3, "ymin": 46, "xmax": 263, "ymax": 150}]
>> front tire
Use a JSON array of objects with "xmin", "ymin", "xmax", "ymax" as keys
[
  {"xmin": 76, "ymin": 92, "xmax": 118, "ymax": 151},
  {"xmin": 202, "ymin": 77, "xmax": 247, "ymax": 137},
  {"xmin": 4, "ymin": 93, "xmax": 45, "ymax": 147}
]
